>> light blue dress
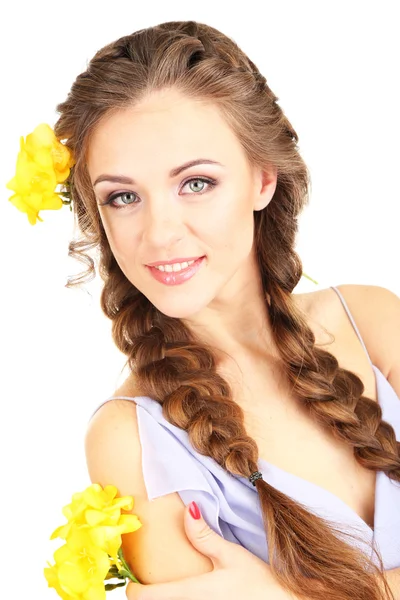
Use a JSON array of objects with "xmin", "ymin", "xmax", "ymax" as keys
[{"xmin": 89, "ymin": 286, "xmax": 400, "ymax": 569}]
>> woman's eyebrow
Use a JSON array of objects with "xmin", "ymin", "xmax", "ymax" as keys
[{"xmin": 93, "ymin": 158, "xmax": 224, "ymax": 187}]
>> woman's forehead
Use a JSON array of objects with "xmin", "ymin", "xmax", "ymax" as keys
[{"xmin": 87, "ymin": 94, "xmax": 245, "ymax": 179}]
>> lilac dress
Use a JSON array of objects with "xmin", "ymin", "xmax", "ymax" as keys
[{"xmin": 89, "ymin": 286, "xmax": 400, "ymax": 569}]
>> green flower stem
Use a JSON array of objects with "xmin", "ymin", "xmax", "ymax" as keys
[
  {"xmin": 59, "ymin": 195, "xmax": 73, "ymax": 211},
  {"xmin": 105, "ymin": 565, "xmax": 121, "ymax": 580},
  {"xmin": 59, "ymin": 196, "xmax": 72, "ymax": 204},
  {"xmin": 302, "ymin": 272, "xmax": 318, "ymax": 285},
  {"xmin": 105, "ymin": 581, "xmax": 128, "ymax": 591},
  {"xmin": 116, "ymin": 547, "xmax": 140, "ymax": 584}
]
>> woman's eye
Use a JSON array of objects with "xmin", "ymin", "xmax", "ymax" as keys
[
  {"xmin": 182, "ymin": 177, "xmax": 217, "ymax": 194},
  {"xmin": 103, "ymin": 191, "xmax": 138, "ymax": 209}
]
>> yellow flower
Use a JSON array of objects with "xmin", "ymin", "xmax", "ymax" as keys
[
  {"xmin": 6, "ymin": 123, "xmax": 74, "ymax": 225},
  {"xmin": 25, "ymin": 123, "xmax": 74, "ymax": 182},
  {"xmin": 44, "ymin": 529, "xmax": 111, "ymax": 600},
  {"xmin": 43, "ymin": 563, "xmax": 73, "ymax": 600},
  {"xmin": 45, "ymin": 484, "xmax": 142, "ymax": 599},
  {"xmin": 51, "ymin": 484, "xmax": 141, "ymax": 563}
]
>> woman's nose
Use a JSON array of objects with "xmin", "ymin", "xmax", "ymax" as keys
[{"xmin": 142, "ymin": 200, "xmax": 185, "ymax": 249}]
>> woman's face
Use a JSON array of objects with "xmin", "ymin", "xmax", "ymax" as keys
[{"xmin": 87, "ymin": 88, "xmax": 277, "ymax": 320}]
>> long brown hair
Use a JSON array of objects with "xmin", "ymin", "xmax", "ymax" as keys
[{"xmin": 54, "ymin": 20, "xmax": 399, "ymax": 600}]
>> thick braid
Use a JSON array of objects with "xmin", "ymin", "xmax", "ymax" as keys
[
  {"xmin": 106, "ymin": 285, "xmax": 393, "ymax": 600},
  {"xmin": 254, "ymin": 180, "xmax": 400, "ymax": 480},
  {"xmin": 263, "ymin": 252, "xmax": 400, "ymax": 483},
  {"xmin": 115, "ymin": 292, "xmax": 260, "ymax": 476}
]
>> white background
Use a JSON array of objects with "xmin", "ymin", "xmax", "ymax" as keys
[{"xmin": 1, "ymin": 1, "xmax": 399, "ymax": 598}]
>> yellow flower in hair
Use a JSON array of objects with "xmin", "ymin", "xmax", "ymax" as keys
[{"xmin": 6, "ymin": 123, "xmax": 74, "ymax": 225}]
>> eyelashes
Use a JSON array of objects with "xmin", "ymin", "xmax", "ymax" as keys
[{"xmin": 100, "ymin": 176, "xmax": 218, "ymax": 210}]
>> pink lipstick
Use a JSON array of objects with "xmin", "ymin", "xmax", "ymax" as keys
[{"xmin": 146, "ymin": 256, "xmax": 205, "ymax": 286}]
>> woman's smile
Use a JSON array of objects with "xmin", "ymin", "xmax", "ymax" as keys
[{"xmin": 146, "ymin": 256, "xmax": 206, "ymax": 286}]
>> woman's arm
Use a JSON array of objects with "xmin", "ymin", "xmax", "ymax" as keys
[{"xmin": 84, "ymin": 398, "xmax": 213, "ymax": 584}]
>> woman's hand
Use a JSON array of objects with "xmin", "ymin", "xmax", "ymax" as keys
[
  {"xmin": 126, "ymin": 502, "xmax": 295, "ymax": 600},
  {"xmin": 125, "ymin": 505, "xmax": 400, "ymax": 600}
]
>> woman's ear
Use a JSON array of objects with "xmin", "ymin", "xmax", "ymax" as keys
[{"xmin": 253, "ymin": 164, "xmax": 278, "ymax": 211}]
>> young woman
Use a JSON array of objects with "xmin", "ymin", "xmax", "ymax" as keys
[{"xmin": 53, "ymin": 20, "xmax": 400, "ymax": 600}]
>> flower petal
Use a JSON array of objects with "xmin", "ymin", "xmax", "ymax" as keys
[
  {"xmin": 41, "ymin": 193, "xmax": 63, "ymax": 211},
  {"xmin": 44, "ymin": 564, "xmax": 75, "ymax": 600},
  {"xmin": 83, "ymin": 485, "xmax": 107, "ymax": 510},
  {"xmin": 84, "ymin": 581, "xmax": 107, "ymax": 600},
  {"xmin": 6, "ymin": 176, "xmax": 18, "ymax": 191},
  {"xmin": 50, "ymin": 523, "xmax": 72, "ymax": 540},
  {"xmin": 118, "ymin": 514, "xmax": 142, "ymax": 533},
  {"xmin": 26, "ymin": 123, "xmax": 55, "ymax": 153},
  {"xmin": 85, "ymin": 509, "xmax": 107, "ymax": 527},
  {"xmin": 111, "ymin": 496, "xmax": 134, "ymax": 511}
]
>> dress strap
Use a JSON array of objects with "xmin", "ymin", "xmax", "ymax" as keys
[
  {"xmin": 88, "ymin": 395, "xmax": 139, "ymax": 422},
  {"xmin": 330, "ymin": 286, "xmax": 373, "ymax": 366}
]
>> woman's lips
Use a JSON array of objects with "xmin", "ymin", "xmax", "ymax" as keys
[{"xmin": 146, "ymin": 256, "xmax": 205, "ymax": 286}]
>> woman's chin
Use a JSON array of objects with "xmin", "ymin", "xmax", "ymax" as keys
[{"xmin": 153, "ymin": 298, "xmax": 205, "ymax": 321}]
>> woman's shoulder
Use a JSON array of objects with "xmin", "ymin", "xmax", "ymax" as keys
[
  {"xmin": 294, "ymin": 283, "xmax": 400, "ymax": 401},
  {"xmin": 110, "ymin": 372, "xmax": 146, "ymax": 404},
  {"xmin": 293, "ymin": 285, "xmax": 346, "ymax": 340},
  {"xmin": 293, "ymin": 283, "xmax": 387, "ymax": 340},
  {"xmin": 292, "ymin": 285, "xmax": 377, "ymax": 395},
  {"xmin": 85, "ymin": 379, "xmax": 214, "ymax": 584},
  {"xmin": 298, "ymin": 284, "xmax": 399, "ymax": 377}
]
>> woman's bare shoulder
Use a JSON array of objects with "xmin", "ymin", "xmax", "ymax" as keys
[
  {"xmin": 293, "ymin": 285, "xmax": 384, "ymax": 400},
  {"xmin": 85, "ymin": 380, "xmax": 213, "ymax": 584},
  {"xmin": 292, "ymin": 286, "xmax": 344, "ymax": 341}
]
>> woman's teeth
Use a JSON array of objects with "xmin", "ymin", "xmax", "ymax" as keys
[{"xmin": 154, "ymin": 260, "xmax": 196, "ymax": 272}]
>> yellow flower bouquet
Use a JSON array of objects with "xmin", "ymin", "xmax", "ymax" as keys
[{"xmin": 44, "ymin": 484, "xmax": 142, "ymax": 600}]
